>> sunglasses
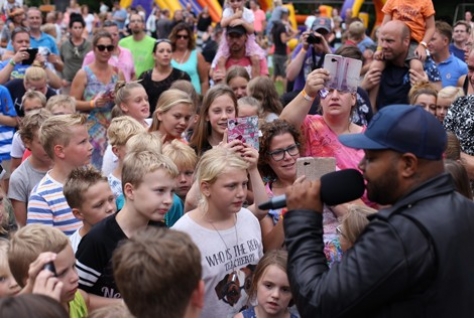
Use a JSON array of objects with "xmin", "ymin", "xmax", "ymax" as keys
[
  {"xmin": 96, "ymin": 45, "xmax": 115, "ymax": 52},
  {"xmin": 177, "ymin": 34, "xmax": 189, "ymax": 40}
]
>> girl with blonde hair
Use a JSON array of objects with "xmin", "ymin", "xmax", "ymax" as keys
[{"xmin": 173, "ymin": 146, "xmax": 267, "ymax": 317}]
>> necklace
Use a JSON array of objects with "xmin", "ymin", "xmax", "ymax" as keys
[
  {"xmin": 208, "ymin": 214, "xmax": 238, "ymax": 272},
  {"xmin": 176, "ymin": 49, "xmax": 189, "ymax": 64}
]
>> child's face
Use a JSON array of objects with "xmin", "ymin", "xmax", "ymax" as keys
[
  {"xmin": 78, "ymin": 181, "xmax": 116, "ymax": 226},
  {"xmin": 112, "ymin": 144, "xmax": 127, "ymax": 161},
  {"xmin": 23, "ymin": 98, "xmax": 43, "ymax": 115},
  {"xmin": 229, "ymin": 0, "xmax": 243, "ymax": 11},
  {"xmin": 128, "ymin": 169, "xmax": 175, "ymax": 221},
  {"xmin": 26, "ymin": 131, "xmax": 52, "ymax": 165},
  {"xmin": 238, "ymin": 104, "xmax": 258, "ymax": 118},
  {"xmin": 50, "ymin": 104, "xmax": 75, "ymax": 116},
  {"xmin": 256, "ymin": 265, "xmax": 292, "ymax": 316},
  {"xmin": 122, "ymin": 87, "xmax": 150, "ymax": 121},
  {"xmin": 54, "ymin": 245, "xmax": 79, "ymax": 303},
  {"xmin": 0, "ymin": 263, "xmax": 20, "ymax": 297},
  {"xmin": 202, "ymin": 167, "xmax": 247, "ymax": 215},
  {"xmin": 206, "ymin": 95, "xmax": 236, "ymax": 137},
  {"xmin": 228, "ymin": 76, "xmax": 248, "ymax": 99},
  {"xmin": 157, "ymin": 103, "xmax": 194, "ymax": 139},
  {"xmin": 62, "ymin": 125, "xmax": 93, "ymax": 166},
  {"xmin": 175, "ymin": 166, "xmax": 194, "ymax": 198}
]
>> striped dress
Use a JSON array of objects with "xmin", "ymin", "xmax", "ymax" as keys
[{"xmin": 27, "ymin": 173, "xmax": 81, "ymax": 236}]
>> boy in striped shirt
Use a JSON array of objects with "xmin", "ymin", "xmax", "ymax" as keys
[{"xmin": 27, "ymin": 114, "xmax": 93, "ymax": 235}]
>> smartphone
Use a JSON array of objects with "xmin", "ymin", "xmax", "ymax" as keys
[
  {"xmin": 42, "ymin": 261, "xmax": 57, "ymax": 277},
  {"xmin": 296, "ymin": 157, "xmax": 336, "ymax": 181},
  {"xmin": 323, "ymin": 54, "xmax": 342, "ymax": 91},
  {"xmin": 21, "ymin": 48, "xmax": 38, "ymax": 65}
]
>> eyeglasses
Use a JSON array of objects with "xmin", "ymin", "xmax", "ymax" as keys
[
  {"xmin": 96, "ymin": 45, "xmax": 115, "ymax": 52},
  {"xmin": 129, "ymin": 19, "xmax": 142, "ymax": 24},
  {"xmin": 176, "ymin": 34, "xmax": 189, "ymax": 39},
  {"xmin": 229, "ymin": 0, "xmax": 242, "ymax": 3},
  {"xmin": 267, "ymin": 143, "xmax": 299, "ymax": 161}
]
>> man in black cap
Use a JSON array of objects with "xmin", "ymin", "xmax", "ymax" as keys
[
  {"xmin": 210, "ymin": 25, "xmax": 268, "ymax": 83},
  {"xmin": 283, "ymin": 104, "xmax": 474, "ymax": 317},
  {"xmin": 286, "ymin": 17, "xmax": 333, "ymax": 93}
]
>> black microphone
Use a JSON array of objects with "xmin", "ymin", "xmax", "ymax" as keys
[{"xmin": 258, "ymin": 169, "xmax": 365, "ymax": 210}]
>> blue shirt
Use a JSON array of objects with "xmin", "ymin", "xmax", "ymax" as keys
[
  {"xmin": 436, "ymin": 54, "xmax": 468, "ymax": 88},
  {"xmin": 112, "ymin": 9, "xmax": 127, "ymax": 30},
  {"xmin": 0, "ymin": 59, "xmax": 30, "ymax": 80},
  {"xmin": 449, "ymin": 43, "xmax": 465, "ymax": 62},
  {"xmin": 6, "ymin": 32, "xmax": 59, "ymax": 55},
  {"xmin": 0, "ymin": 85, "xmax": 16, "ymax": 161}
]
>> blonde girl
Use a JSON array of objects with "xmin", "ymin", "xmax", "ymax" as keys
[
  {"xmin": 337, "ymin": 204, "xmax": 377, "ymax": 252},
  {"xmin": 235, "ymin": 249, "xmax": 297, "ymax": 318},
  {"xmin": 149, "ymin": 89, "xmax": 195, "ymax": 144},
  {"xmin": 436, "ymin": 86, "xmax": 464, "ymax": 123},
  {"xmin": 189, "ymin": 84, "xmax": 240, "ymax": 156},
  {"xmin": 172, "ymin": 147, "xmax": 268, "ymax": 317},
  {"xmin": 0, "ymin": 239, "xmax": 20, "ymax": 297},
  {"xmin": 102, "ymin": 82, "xmax": 151, "ymax": 176},
  {"xmin": 408, "ymin": 81, "xmax": 438, "ymax": 116}
]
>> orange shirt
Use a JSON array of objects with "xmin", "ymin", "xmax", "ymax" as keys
[{"xmin": 382, "ymin": 0, "xmax": 435, "ymax": 43}]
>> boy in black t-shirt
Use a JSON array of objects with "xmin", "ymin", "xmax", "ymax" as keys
[{"xmin": 75, "ymin": 150, "xmax": 179, "ymax": 299}]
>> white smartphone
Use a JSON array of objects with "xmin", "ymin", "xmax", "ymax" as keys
[{"xmin": 296, "ymin": 157, "xmax": 336, "ymax": 181}]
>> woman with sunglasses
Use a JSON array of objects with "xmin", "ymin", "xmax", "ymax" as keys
[
  {"xmin": 70, "ymin": 30, "xmax": 124, "ymax": 170},
  {"xmin": 170, "ymin": 22, "xmax": 209, "ymax": 95},
  {"xmin": 138, "ymin": 39, "xmax": 191, "ymax": 115},
  {"xmin": 257, "ymin": 119, "xmax": 343, "ymax": 266}
]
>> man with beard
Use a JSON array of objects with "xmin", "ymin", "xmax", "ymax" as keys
[
  {"xmin": 283, "ymin": 104, "xmax": 474, "ymax": 317},
  {"xmin": 118, "ymin": 13, "xmax": 155, "ymax": 78},
  {"xmin": 210, "ymin": 25, "xmax": 268, "ymax": 83}
]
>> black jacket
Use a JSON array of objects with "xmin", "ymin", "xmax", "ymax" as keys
[{"xmin": 284, "ymin": 173, "xmax": 474, "ymax": 317}]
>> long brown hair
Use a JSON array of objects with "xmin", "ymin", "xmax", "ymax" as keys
[
  {"xmin": 247, "ymin": 76, "xmax": 283, "ymax": 116},
  {"xmin": 189, "ymin": 85, "xmax": 237, "ymax": 156},
  {"xmin": 247, "ymin": 249, "xmax": 291, "ymax": 304}
]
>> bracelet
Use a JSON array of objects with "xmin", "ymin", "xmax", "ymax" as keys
[
  {"xmin": 420, "ymin": 41, "xmax": 427, "ymax": 48},
  {"xmin": 376, "ymin": 46, "xmax": 382, "ymax": 52},
  {"xmin": 9, "ymin": 59, "xmax": 15, "ymax": 66},
  {"xmin": 90, "ymin": 100, "xmax": 95, "ymax": 108},
  {"xmin": 301, "ymin": 89, "xmax": 315, "ymax": 102}
]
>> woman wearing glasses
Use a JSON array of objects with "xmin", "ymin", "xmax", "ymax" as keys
[
  {"xmin": 170, "ymin": 23, "xmax": 209, "ymax": 95},
  {"xmin": 138, "ymin": 39, "xmax": 190, "ymax": 115},
  {"xmin": 280, "ymin": 68, "xmax": 375, "ymax": 209},
  {"xmin": 257, "ymin": 119, "xmax": 343, "ymax": 265},
  {"xmin": 70, "ymin": 30, "xmax": 124, "ymax": 170}
]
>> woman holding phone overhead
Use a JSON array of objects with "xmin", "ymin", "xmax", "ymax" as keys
[
  {"xmin": 279, "ymin": 67, "xmax": 376, "ymax": 208},
  {"xmin": 70, "ymin": 30, "xmax": 124, "ymax": 170}
]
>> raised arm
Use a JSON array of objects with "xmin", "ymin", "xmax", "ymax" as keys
[{"xmin": 280, "ymin": 68, "xmax": 329, "ymax": 128}]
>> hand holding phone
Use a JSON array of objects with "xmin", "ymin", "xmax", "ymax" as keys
[
  {"xmin": 296, "ymin": 157, "xmax": 336, "ymax": 181},
  {"xmin": 22, "ymin": 48, "xmax": 38, "ymax": 65}
]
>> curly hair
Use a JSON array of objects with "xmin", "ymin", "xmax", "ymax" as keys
[
  {"xmin": 169, "ymin": 22, "xmax": 195, "ymax": 51},
  {"xmin": 258, "ymin": 119, "xmax": 304, "ymax": 181}
]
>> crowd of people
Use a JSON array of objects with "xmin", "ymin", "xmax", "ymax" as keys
[{"xmin": 0, "ymin": 0, "xmax": 473, "ymax": 317}]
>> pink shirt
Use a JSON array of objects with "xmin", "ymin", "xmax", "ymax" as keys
[
  {"xmin": 82, "ymin": 46, "xmax": 135, "ymax": 81},
  {"xmin": 224, "ymin": 56, "xmax": 269, "ymax": 77},
  {"xmin": 253, "ymin": 9, "xmax": 266, "ymax": 33}
]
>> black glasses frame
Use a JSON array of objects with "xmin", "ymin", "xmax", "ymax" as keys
[{"xmin": 267, "ymin": 143, "xmax": 300, "ymax": 161}]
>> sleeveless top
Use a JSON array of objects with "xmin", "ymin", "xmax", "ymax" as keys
[
  {"xmin": 69, "ymin": 291, "xmax": 88, "ymax": 318},
  {"xmin": 171, "ymin": 49, "xmax": 201, "ymax": 94},
  {"xmin": 241, "ymin": 306, "xmax": 299, "ymax": 318},
  {"xmin": 83, "ymin": 66, "xmax": 118, "ymax": 170}
]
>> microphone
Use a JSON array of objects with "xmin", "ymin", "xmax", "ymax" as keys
[{"xmin": 258, "ymin": 169, "xmax": 365, "ymax": 210}]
